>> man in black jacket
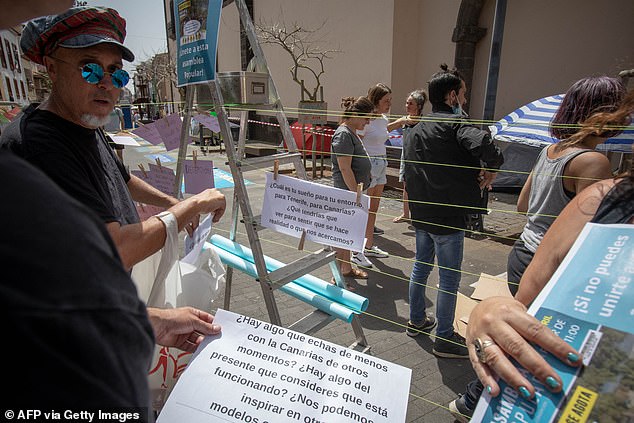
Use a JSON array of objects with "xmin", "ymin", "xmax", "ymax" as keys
[{"xmin": 403, "ymin": 65, "xmax": 503, "ymax": 358}]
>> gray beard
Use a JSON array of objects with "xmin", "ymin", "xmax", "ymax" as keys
[{"xmin": 80, "ymin": 113, "xmax": 110, "ymax": 129}]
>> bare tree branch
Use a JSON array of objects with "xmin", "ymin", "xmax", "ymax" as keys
[
  {"xmin": 135, "ymin": 51, "xmax": 176, "ymax": 105},
  {"xmin": 256, "ymin": 18, "xmax": 340, "ymax": 101}
]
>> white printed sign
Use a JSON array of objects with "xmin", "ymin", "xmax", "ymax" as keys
[
  {"xmin": 261, "ymin": 173, "xmax": 369, "ymax": 252},
  {"xmin": 157, "ymin": 309, "xmax": 411, "ymax": 423},
  {"xmin": 182, "ymin": 214, "xmax": 213, "ymax": 265},
  {"xmin": 110, "ymin": 134, "xmax": 141, "ymax": 146}
]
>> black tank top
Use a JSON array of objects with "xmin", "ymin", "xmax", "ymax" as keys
[{"xmin": 590, "ymin": 179, "xmax": 634, "ymax": 224}]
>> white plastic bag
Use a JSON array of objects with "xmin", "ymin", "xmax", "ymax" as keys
[
  {"xmin": 131, "ymin": 211, "xmax": 179, "ymax": 305},
  {"xmin": 132, "ymin": 212, "xmax": 225, "ymax": 309},
  {"xmin": 130, "ymin": 212, "xmax": 225, "ymax": 412}
]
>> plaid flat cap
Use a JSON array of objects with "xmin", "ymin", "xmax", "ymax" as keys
[{"xmin": 21, "ymin": 6, "xmax": 134, "ymax": 64}]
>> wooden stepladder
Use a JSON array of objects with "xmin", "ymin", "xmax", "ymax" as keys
[{"xmin": 171, "ymin": 0, "xmax": 369, "ymax": 349}]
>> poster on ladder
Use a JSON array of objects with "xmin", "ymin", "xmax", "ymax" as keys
[{"xmin": 174, "ymin": 0, "xmax": 222, "ymax": 86}]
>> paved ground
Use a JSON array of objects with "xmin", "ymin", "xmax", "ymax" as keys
[{"xmin": 124, "ymin": 142, "xmax": 526, "ymax": 422}]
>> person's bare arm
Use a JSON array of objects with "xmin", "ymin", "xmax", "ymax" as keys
[
  {"xmin": 517, "ymin": 173, "xmax": 533, "ymax": 213},
  {"xmin": 515, "ymin": 179, "xmax": 615, "ymax": 304},
  {"xmin": 464, "ymin": 180, "xmax": 615, "ymax": 397},
  {"xmin": 337, "ymin": 156, "xmax": 360, "ymax": 191},
  {"xmin": 106, "ymin": 188, "xmax": 226, "ymax": 269},
  {"xmin": 566, "ymin": 151, "xmax": 612, "ymax": 194},
  {"xmin": 387, "ymin": 116, "xmax": 416, "ymax": 132}
]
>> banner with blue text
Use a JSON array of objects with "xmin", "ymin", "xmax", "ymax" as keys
[
  {"xmin": 472, "ymin": 223, "xmax": 634, "ymax": 423},
  {"xmin": 174, "ymin": 0, "xmax": 222, "ymax": 86}
]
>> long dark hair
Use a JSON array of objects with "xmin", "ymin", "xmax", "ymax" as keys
[
  {"xmin": 567, "ymin": 90, "xmax": 634, "ymax": 180},
  {"xmin": 551, "ymin": 76, "xmax": 625, "ymax": 147}
]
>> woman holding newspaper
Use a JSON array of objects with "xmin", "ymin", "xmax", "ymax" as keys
[
  {"xmin": 451, "ymin": 76, "xmax": 627, "ymax": 422},
  {"xmin": 466, "ymin": 91, "xmax": 634, "ymax": 403}
]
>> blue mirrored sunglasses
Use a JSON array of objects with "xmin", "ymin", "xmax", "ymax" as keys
[{"xmin": 80, "ymin": 63, "xmax": 130, "ymax": 88}]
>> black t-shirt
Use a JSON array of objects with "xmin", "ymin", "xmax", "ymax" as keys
[
  {"xmin": 0, "ymin": 105, "xmax": 139, "ymax": 225},
  {"xmin": 0, "ymin": 151, "xmax": 154, "ymax": 414}
]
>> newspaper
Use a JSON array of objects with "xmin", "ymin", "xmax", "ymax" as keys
[{"xmin": 472, "ymin": 223, "xmax": 634, "ymax": 423}]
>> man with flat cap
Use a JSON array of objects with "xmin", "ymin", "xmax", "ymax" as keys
[
  {"xmin": 0, "ymin": 6, "xmax": 223, "ymax": 418},
  {"xmin": 1, "ymin": 6, "xmax": 225, "ymax": 270}
]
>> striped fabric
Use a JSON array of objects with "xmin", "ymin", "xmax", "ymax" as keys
[
  {"xmin": 489, "ymin": 95, "xmax": 634, "ymax": 153},
  {"xmin": 22, "ymin": 7, "xmax": 127, "ymax": 64}
]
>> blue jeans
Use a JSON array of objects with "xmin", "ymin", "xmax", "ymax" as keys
[{"xmin": 409, "ymin": 228, "xmax": 464, "ymax": 338}]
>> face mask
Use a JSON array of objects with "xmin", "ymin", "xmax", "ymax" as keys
[{"xmin": 450, "ymin": 91, "xmax": 462, "ymax": 114}]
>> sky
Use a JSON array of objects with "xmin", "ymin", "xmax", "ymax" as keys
[{"xmin": 87, "ymin": 1, "xmax": 169, "ymax": 74}]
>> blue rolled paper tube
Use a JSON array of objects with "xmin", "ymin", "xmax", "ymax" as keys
[
  {"xmin": 208, "ymin": 235, "xmax": 368, "ymax": 312},
  {"xmin": 212, "ymin": 246, "xmax": 356, "ymax": 323}
]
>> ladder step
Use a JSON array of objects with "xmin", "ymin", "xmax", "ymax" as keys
[
  {"xmin": 288, "ymin": 310, "xmax": 335, "ymax": 335},
  {"xmin": 240, "ymin": 215, "xmax": 266, "ymax": 231},
  {"xmin": 266, "ymin": 249, "xmax": 336, "ymax": 288},
  {"xmin": 238, "ymin": 152, "xmax": 302, "ymax": 171}
]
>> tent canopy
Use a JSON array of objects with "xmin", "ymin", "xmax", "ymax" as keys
[{"xmin": 489, "ymin": 94, "xmax": 634, "ymax": 153}]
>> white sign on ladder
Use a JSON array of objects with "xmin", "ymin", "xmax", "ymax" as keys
[{"xmin": 261, "ymin": 173, "xmax": 370, "ymax": 253}]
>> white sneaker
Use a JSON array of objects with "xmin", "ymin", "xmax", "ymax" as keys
[
  {"xmin": 351, "ymin": 252, "xmax": 373, "ymax": 268},
  {"xmin": 364, "ymin": 245, "xmax": 389, "ymax": 258}
]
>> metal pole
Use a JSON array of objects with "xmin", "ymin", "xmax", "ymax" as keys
[
  {"xmin": 173, "ymin": 85, "xmax": 195, "ymax": 198},
  {"xmin": 320, "ymin": 131, "xmax": 325, "ymax": 178},
  {"xmin": 311, "ymin": 126, "xmax": 316, "ymax": 179},
  {"xmin": 482, "ymin": 0, "xmax": 507, "ymax": 122},
  {"xmin": 234, "ymin": 0, "xmax": 307, "ymax": 179}
]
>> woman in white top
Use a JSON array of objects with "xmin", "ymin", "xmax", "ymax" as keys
[{"xmin": 352, "ymin": 83, "xmax": 416, "ymax": 268}]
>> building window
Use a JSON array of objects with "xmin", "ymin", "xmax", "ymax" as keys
[
  {"xmin": 4, "ymin": 39, "xmax": 13, "ymax": 70},
  {"xmin": 0, "ymin": 38, "xmax": 6, "ymax": 69},
  {"xmin": 5, "ymin": 76, "xmax": 13, "ymax": 101},
  {"xmin": 12, "ymin": 43, "xmax": 21, "ymax": 73},
  {"xmin": 20, "ymin": 80, "xmax": 26, "ymax": 99},
  {"xmin": 13, "ymin": 79, "xmax": 20, "ymax": 99}
]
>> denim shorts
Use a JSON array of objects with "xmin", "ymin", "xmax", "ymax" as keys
[{"xmin": 369, "ymin": 156, "xmax": 387, "ymax": 188}]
